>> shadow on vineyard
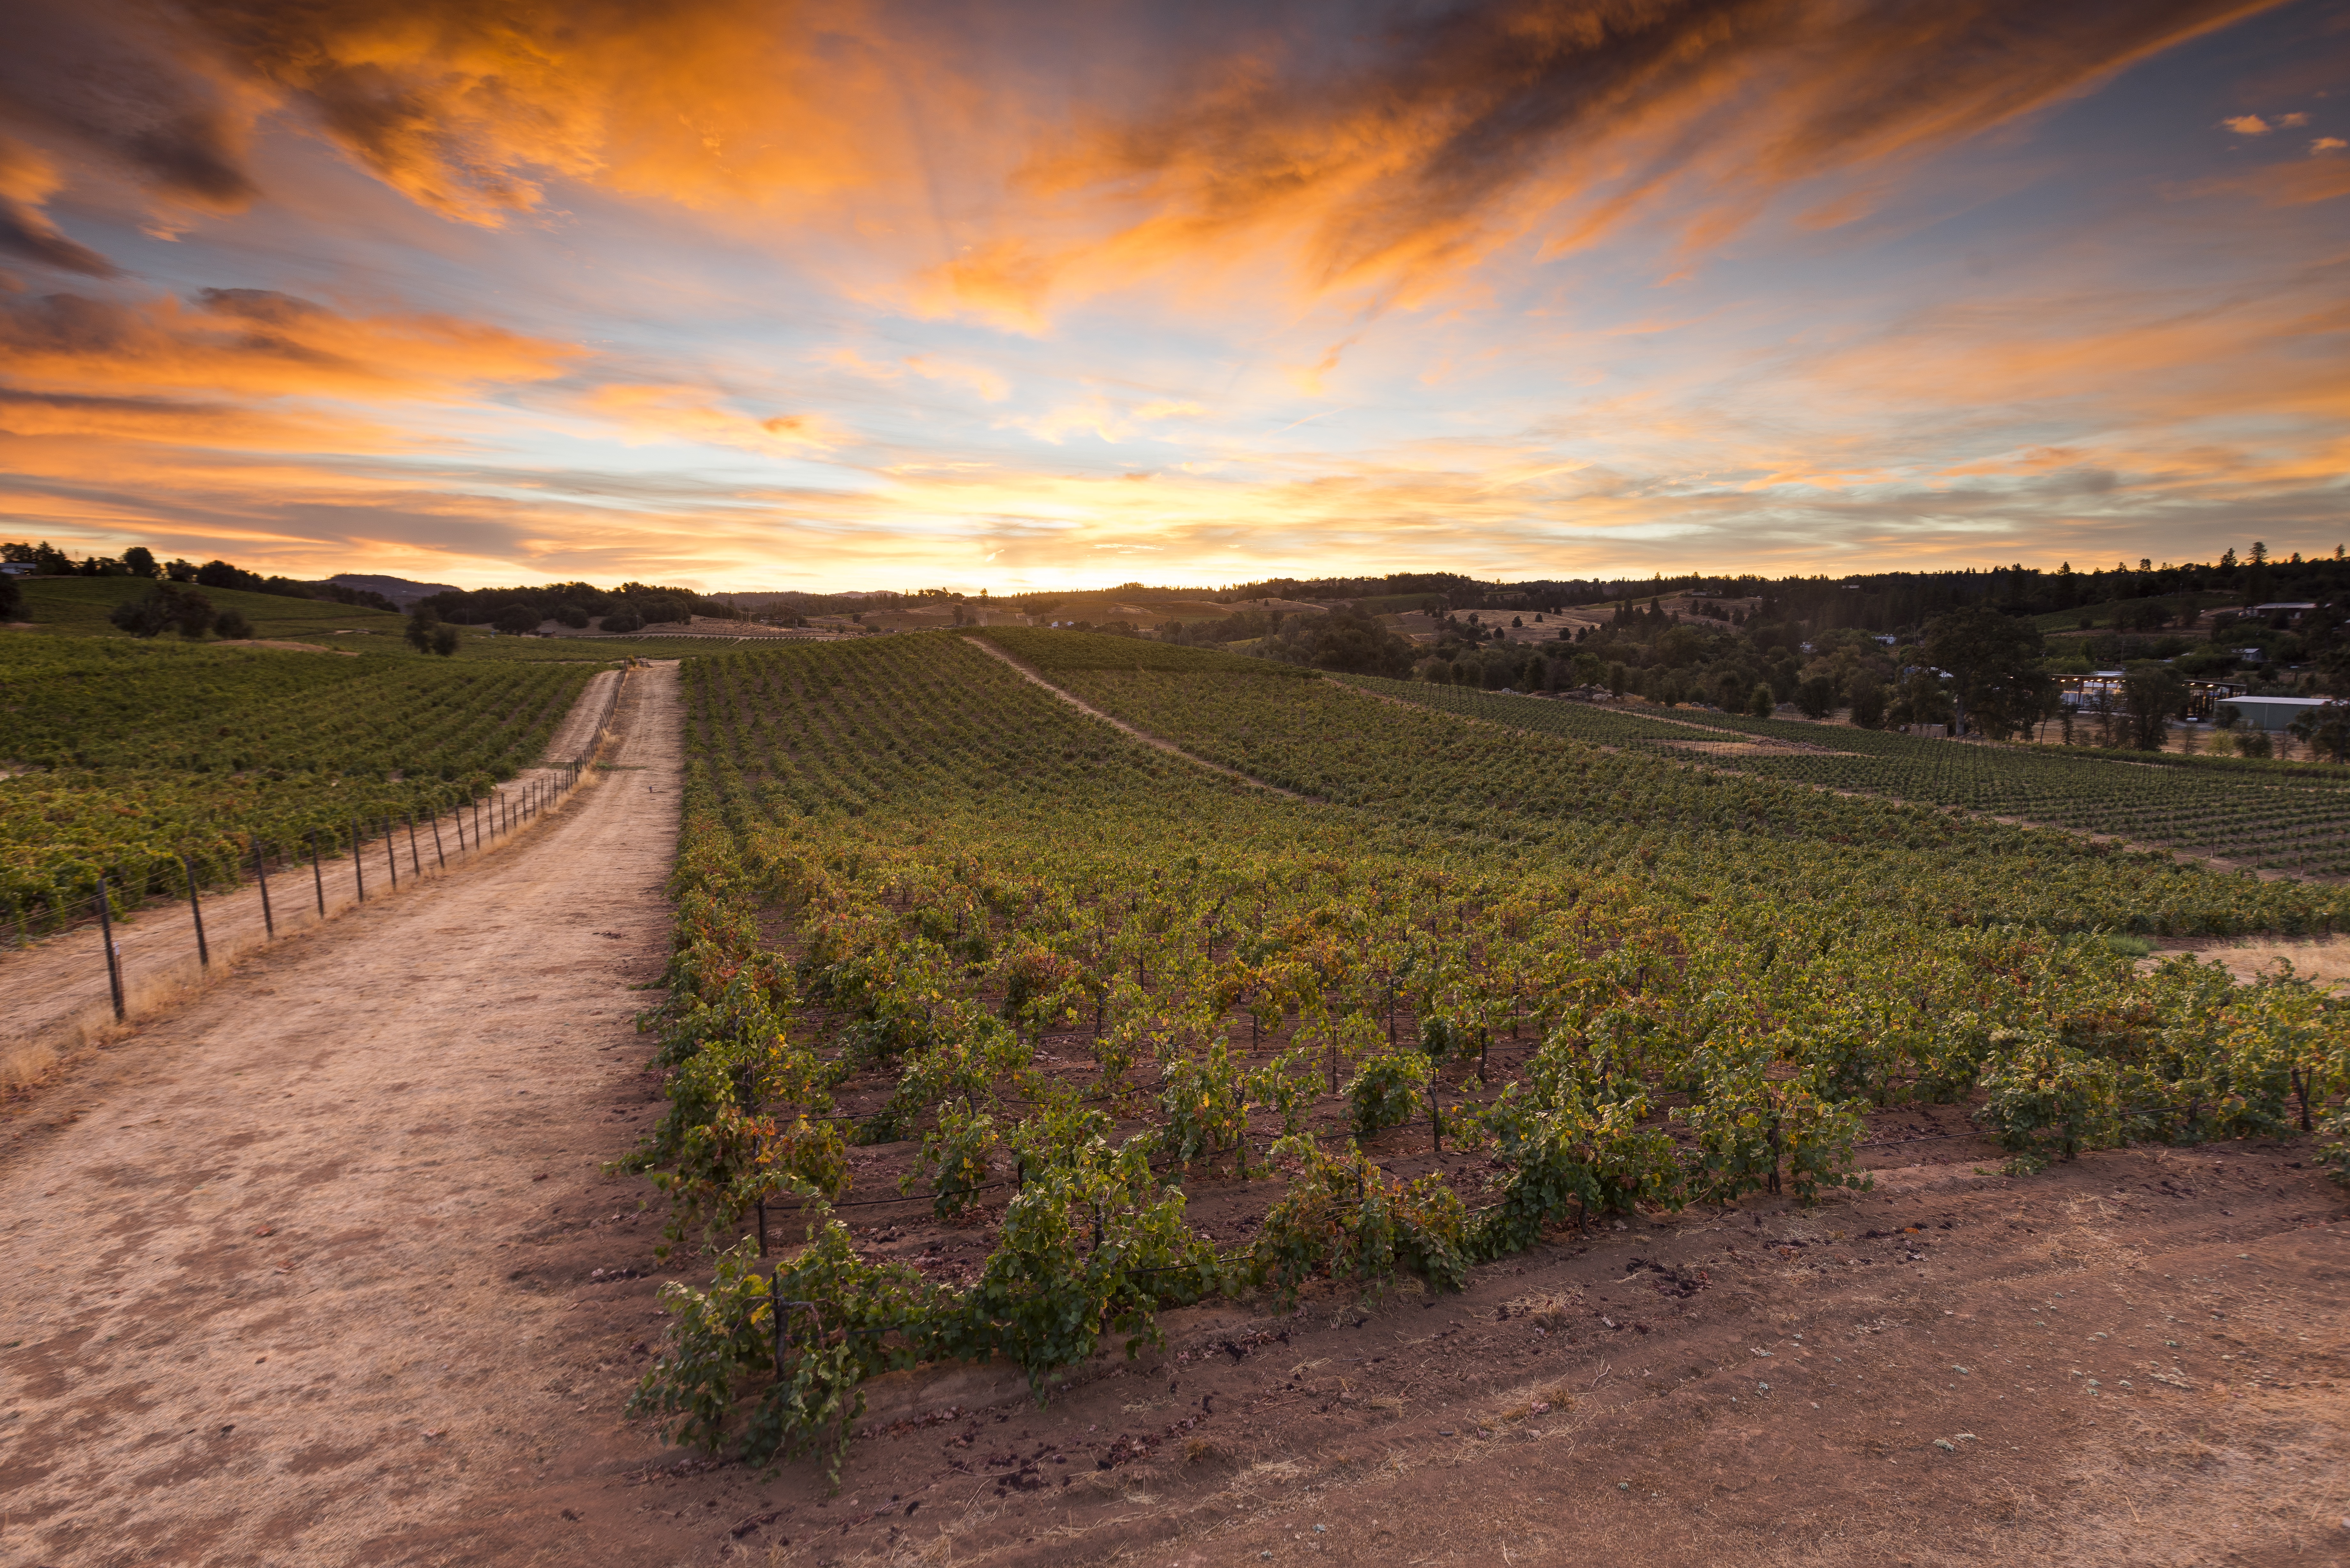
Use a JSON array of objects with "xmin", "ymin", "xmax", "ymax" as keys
[{"xmin": 617, "ymin": 629, "xmax": 2350, "ymax": 1558}]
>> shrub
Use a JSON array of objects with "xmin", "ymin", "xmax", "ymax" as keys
[
  {"xmin": 1973, "ymin": 1033, "xmax": 2121, "ymax": 1171},
  {"xmin": 1346, "ymin": 1050, "xmax": 1429, "ymax": 1138},
  {"xmin": 906, "ymin": 1098, "xmax": 997, "ymax": 1218},
  {"xmin": 1472, "ymin": 1069, "xmax": 1684, "ymax": 1254},
  {"xmin": 1250, "ymin": 1135, "xmax": 1467, "ymax": 1301},
  {"xmin": 108, "ymin": 583, "xmax": 213, "ymax": 638},
  {"xmin": 2317, "ymin": 1108, "xmax": 2350, "ymax": 1191},
  {"xmin": 1158, "ymin": 1039, "xmax": 1251, "ymax": 1170},
  {"xmin": 211, "ymin": 608, "xmax": 253, "ymax": 640}
]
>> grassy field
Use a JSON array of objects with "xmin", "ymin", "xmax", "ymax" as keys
[
  {"xmin": 2026, "ymin": 591, "xmax": 2224, "ymax": 632},
  {"xmin": 5, "ymin": 576, "xmax": 769, "ymax": 664},
  {"xmin": 14, "ymin": 575, "xmax": 413, "ymax": 643}
]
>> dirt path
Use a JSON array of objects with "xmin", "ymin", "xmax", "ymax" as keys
[
  {"xmin": 523, "ymin": 668, "xmax": 621, "ymax": 773},
  {"xmin": 641, "ymin": 1145, "xmax": 2340, "ymax": 1568},
  {"xmin": 0, "ymin": 663, "xmax": 686, "ymax": 1567},
  {"xmin": 964, "ymin": 637, "xmax": 1308, "ymax": 799},
  {"xmin": 0, "ymin": 671, "xmax": 624, "ymax": 1094}
]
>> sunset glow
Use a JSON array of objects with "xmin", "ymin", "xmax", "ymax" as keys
[{"xmin": 1, "ymin": 0, "xmax": 2345, "ymax": 590}]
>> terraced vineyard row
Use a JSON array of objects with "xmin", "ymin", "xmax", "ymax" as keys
[
  {"xmin": 0, "ymin": 640, "xmax": 595, "ymax": 923},
  {"xmin": 1343, "ymin": 674, "xmax": 2350, "ymax": 875},
  {"xmin": 623, "ymin": 630, "xmax": 2350, "ymax": 1477}
]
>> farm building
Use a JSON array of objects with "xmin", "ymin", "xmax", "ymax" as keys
[
  {"xmin": 2216, "ymin": 695, "xmax": 2336, "ymax": 731},
  {"xmin": 2057, "ymin": 672, "xmax": 2244, "ymax": 721}
]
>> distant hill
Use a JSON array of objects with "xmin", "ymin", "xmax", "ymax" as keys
[{"xmin": 330, "ymin": 573, "xmax": 463, "ymax": 607}]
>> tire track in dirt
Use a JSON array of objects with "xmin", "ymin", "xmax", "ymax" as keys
[
  {"xmin": 0, "ymin": 662, "xmax": 690, "ymax": 1566},
  {"xmin": 963, "ymin": 636, "xmax": 1309, "ymax": 799}
]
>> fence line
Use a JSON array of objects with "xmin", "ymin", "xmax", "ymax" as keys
[{"xmin": 17, "ymin": 662, "xmax": 632, "ymax": 1048}]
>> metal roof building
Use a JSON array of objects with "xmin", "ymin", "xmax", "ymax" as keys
[{"xmin": 2217, "ymin": 695, "xmax": 2337, "ymax": 731}]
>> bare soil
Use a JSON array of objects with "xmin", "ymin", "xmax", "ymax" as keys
[
  {"xmin": 0, "ymin": 664, "xmax": 681, "ymax": 1566},
  {"xmin": 1661, "ymin": 738, "xmax": 1861, "ymax": 758},
  {"xmin": 2145, "ymin": 935, "xmax": 2350, "ymax": 987}
]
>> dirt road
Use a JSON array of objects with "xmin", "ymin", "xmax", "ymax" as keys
[{"xmin": 0, "ymin": 664, "xmax": 683, "ymax": 1566}]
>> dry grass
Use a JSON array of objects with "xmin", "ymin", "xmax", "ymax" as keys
[{"xmin": 2149, "ymin": 933, "xmax": 2350, "ymax": 986}]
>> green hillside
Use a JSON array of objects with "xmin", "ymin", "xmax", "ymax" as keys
[{"xmin": 12, "ymin": 576, "xmax": 411, "ymax": 644}]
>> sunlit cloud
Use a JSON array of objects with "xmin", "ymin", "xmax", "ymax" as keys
[
  {"xmin": 0, "ymin": 287, "xmax": 579, "ymax": 401},
  {"xmin": 578, "ymin": 383, "xmax": 851, "ymax": 455},
  {"xmin": 905, "ymin": 355, "xmax": 1011, "ymax": 403},
  {"xmin": 0, "ymin": 0, "xmax": 2342, "ymax": 592}
]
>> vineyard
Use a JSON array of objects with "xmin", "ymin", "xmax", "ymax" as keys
[
  {"xmin": 0, "ymin": 639, "xmax": 594, "ymax": 926},
  {"xmin": 625, "ymin": 629, "xmax": 2350, "ymax": 1477},
  {"xmin": 1344, "ymin": 675, "xmax": 2350, "ymax": 876}
]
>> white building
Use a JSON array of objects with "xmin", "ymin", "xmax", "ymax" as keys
[{"xmin": 2217, "ymin": 695, "xmax": 2336, "ymax": 732}]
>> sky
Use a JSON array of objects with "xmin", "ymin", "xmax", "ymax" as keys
[{"xmin": 0, "ymin": 0, "xmax": 2345, "ymax": 594}]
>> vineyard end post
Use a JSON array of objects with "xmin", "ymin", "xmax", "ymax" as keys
[
  {"xmin": 95, "ymin": 877, "xmax": 125, "ymax": 1021},
  {"xmin": 383, "ymin": 818, "xmax": 398, "ymax": 890},
  {"xmin": 308, "ymin": 831, "xmax": 325, "ymax": 915},
  {"xmin": 179, "ymin": 853, "xmax": 209, "ymax": 968},
  {"xmin": 253, "ymin": 838, "xmax": 275, "ymax": 939},
  {"xmin": 351, "ymin": 817, "xmax": 365, "ymax": 903}
]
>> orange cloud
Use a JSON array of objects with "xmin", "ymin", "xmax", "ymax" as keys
[
  {"xmin": 0, "ymin": 387, "xmax": 398, "ymax": 450},
  {"xmin": 0, "ymin": 137, "xmax": 118, "ymax": 277},
  {"xmin": 2, "ymin": 0, "xmax": 963, "ymax": 231},
  {"xmin": 10, "ymin": 0, "xmax": 2287, "ymax": 323},
  {"xmin": 0, "ymin": 287, "xmax": 579, "ymax": 401},
  {"xmin": 926, "ymin": 0, "xmax": 2286, "ymax": 319},
  {"xmin": 580, "ymin": 382, "xmax": 850, "ymax": 454}
]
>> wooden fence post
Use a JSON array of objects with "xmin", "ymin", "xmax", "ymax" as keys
[
  {"xmin": 179, "ymin": 854, "xmax": 209, "ymax": 968},
  {"xmin": 253, "ymin": 839, "xmax": 275, "ymax": 939},
  {"xmin": 95, "ymin": 877, "xmax": 125, "ymax": 1021}
]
